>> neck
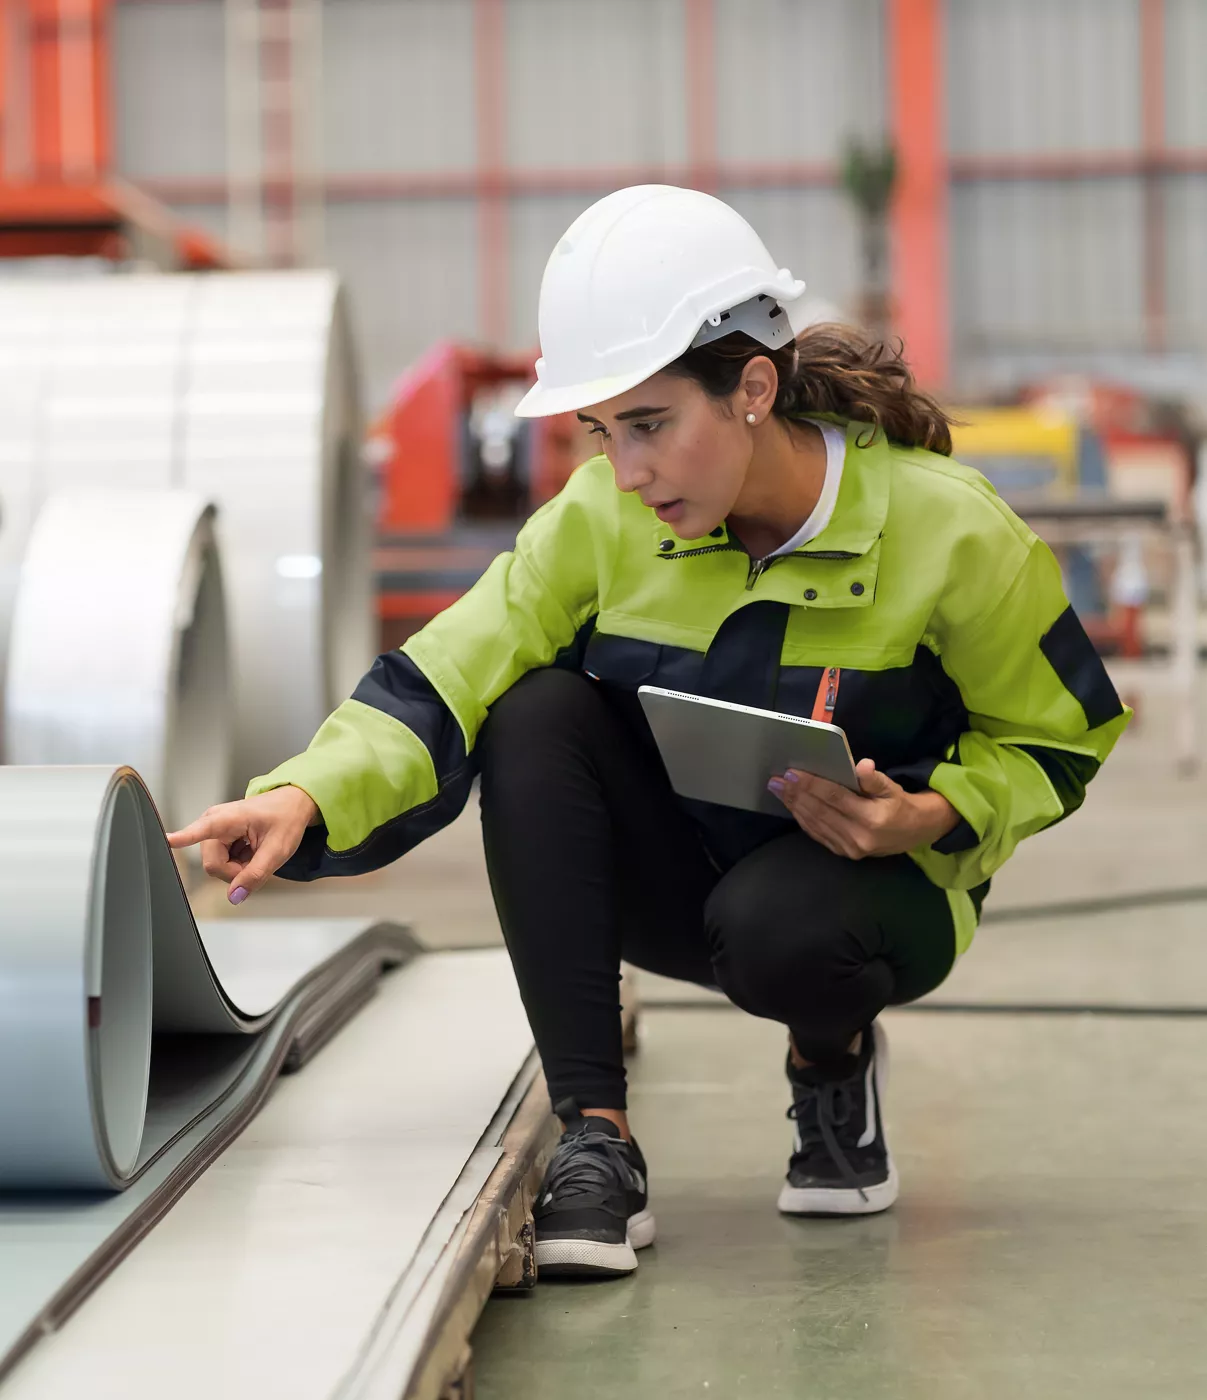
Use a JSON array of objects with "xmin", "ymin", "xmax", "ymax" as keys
[{"xmin": 728, "ymin": 417, "xmax": 828, "ymax": 557}]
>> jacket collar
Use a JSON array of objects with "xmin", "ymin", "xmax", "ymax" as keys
[{"xmin": 650, "ymin": 419, "xmax": 890, "ymax": 561}]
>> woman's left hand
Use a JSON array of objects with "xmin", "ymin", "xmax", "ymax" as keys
[{"xmin": 768, "ymin": 759, "xmax": 961, "ymax": 860}]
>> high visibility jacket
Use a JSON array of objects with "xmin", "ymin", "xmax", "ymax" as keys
[{"xmin": 250, "ymin": 419, "xmax": 1130, "ymax": 954}]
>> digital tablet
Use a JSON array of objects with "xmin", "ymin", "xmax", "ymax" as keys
[{"xmin": 637, "ymin": 685, "xmax": 861, "ymax": 817}]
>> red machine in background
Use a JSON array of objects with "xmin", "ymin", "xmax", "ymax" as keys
[{"xmin": 370, "ymin": 341, "xmax": 590, "ymax": 649}]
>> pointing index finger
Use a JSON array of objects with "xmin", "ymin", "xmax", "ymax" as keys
[{"xmin": 165, "ymin": 808, "xmax": 243, "ymax": 849}]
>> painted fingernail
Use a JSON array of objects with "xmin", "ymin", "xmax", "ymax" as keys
[
  {"xmin": 767, "ymin": 779, "xmax": 785, "ymax": 794},
  {"xmin": 229, "ymin": 887, "xmax": 249, "ymax": 905},
  {"xmin": 784, "ymin": 771, "xmax": 799, "ymax": 784}
]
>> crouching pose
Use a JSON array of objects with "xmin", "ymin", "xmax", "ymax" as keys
[{"xmin": 172, "ymin": 187, "xmax": 1128, "ymax": 1280}]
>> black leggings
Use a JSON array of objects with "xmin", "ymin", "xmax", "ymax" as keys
[{"xmin": 477, "ymin": 668, "xmax": 956, "ymax": 1110}]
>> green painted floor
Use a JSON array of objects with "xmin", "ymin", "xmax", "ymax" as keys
[{"xmin": 472, "ymin": 1005, "xmax": 1207, "ymax": 1399}]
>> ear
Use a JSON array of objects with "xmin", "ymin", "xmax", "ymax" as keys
[{"xmin": 737, "ymin": 356, "xmax": 779, "ymax": 421}]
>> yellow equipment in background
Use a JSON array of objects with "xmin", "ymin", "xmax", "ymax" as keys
[{"xmin": 949, "ymin": 407, "xmax": 1082, "ymax": 498}]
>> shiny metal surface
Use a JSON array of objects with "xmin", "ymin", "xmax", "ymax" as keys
[
  {"xmin": 4, "ymin": 491, "xmax": 231, "ymax": 828},
  {"xmin": 0, "ymin": 765, "xmax": 295, "ymax": 1191},
  {"xmin": 1, "ymin": 951, "xmax": 537, "ymax": 1400},
  {"xmin": 0, "ymin": 760, "xmax": 415, "ymax": 1378},
  {"xmin": 0, "ymin": 271, "xmax": 373, "ymax": 784}
]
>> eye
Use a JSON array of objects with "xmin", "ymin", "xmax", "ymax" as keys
[
  {"xmin": 585, "ymin": 423, "xmax": 610, "ymax": 439},
  {"xmin": 633, "ymin": 421, "xmax": 662, "ymax": 436}
]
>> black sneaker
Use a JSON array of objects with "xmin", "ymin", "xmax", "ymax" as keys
[
  {"xmin": 777, "ymin": 1021, "xmax": 898, "ymax": 1216},
  {"xmin": 533, "ymin": 1099, "xmax": 656, "ymax": 1278}
]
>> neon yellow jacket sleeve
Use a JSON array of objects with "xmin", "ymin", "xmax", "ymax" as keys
[
  {"xmin": 246, "ymin": 464, "xmax": 606, "ymax": 871},
  {"xmin": 912, "ymin": 535, "xmax": 1130, "ymax": 891}
]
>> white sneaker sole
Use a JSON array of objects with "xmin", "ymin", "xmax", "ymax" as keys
[
  {"xmin": 779, "ymin": 1022, "xmax": 898, "ymax": 1218},
  {"xmin": 777, "ymin": 1160, "xmax": 899, "ymax": 1216},
  {"xmin": 535, "ymin": 1207, "xmax": 656, "ymax": 1278}
]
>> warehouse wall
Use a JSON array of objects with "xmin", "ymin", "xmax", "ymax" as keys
[{"xmin": 112, "ymin": 0, "xmax": 1206, "ymax": 411}]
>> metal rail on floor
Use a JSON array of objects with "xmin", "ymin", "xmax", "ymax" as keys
[{"xmin": 404, "ymin": 976, "xmax": 640, "ymax": 1400}]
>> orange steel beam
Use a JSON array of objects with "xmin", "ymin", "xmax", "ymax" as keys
[
  {"xmin": 684, "ymin": 0, "xmax": 717, "ymax": 193},
  {"xmin": 139, "ymin": 162, "xmax": 841, "ymax": 205},
  {"xmin": 136, "ymin": 145, "xmax": 1207, "ymax": 210},
  {"xmin": 887, "ymin": 0, "xmax": 948, "ymax": 389},
  {"xmin": 949, "ymin": 148, "xmax": 1207, "ymax": 180},
  {"xmin": 1140, "ymin": 0, "xmax": 1166, "ymax": 351},
  {"xmin": 8, "ymin": 0, "xmax": 110, "ymax": 181},
  {"xmin": 474, "ymin": 0, "xmax": 508, "ymax": 347}
]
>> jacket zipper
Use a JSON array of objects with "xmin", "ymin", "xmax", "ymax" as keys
[
  {"xmin": 745, "ymin": 555, "xmax": 777, "ymax": 590},
  {"xmin": 657, "ymin": 542, "xmax": 860, "ymax": 589},
  {"xmin": 656, "ymin": 542, "xmax": 745, "ymax": 561}
]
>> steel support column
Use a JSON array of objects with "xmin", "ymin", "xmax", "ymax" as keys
[{"xmin": 887, "ymin": 0, "xmax": 948, "ymax": 388}]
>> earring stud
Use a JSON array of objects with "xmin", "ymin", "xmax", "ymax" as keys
[{"xmin": 746, "ymin": 412, "xmax": 757, "ymax": 424}]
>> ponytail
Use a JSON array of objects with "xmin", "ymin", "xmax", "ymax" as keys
[{"xmin": 666, "ymin": 321, "xmax": 953, "ymax": 456}]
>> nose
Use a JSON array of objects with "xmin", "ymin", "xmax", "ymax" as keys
[{"xmin": 609, "ymin": 445, "xmax": 654, "ymax": 496}]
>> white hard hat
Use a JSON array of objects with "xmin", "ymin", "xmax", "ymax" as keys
[{"xmin": 515, "ymin": 185, "xmax": 809, "ymax": 419}]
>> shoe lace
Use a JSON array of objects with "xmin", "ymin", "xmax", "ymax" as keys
[
  {"xmin": 786, "ymin": 1080, "xmax": 869, "ymax": 1204},
  {"xmin": 542, "ymin": 1130, "xmax": 633, "ymax": 1205}
]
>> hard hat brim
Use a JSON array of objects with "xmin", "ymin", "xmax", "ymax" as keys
[
  {"xmin": 514, "ymin": 366, "xmax": 660, "ymax": 419},
  {"xmin": 515, "ymin": 281, "xmax": 812, "ymax": 420}
]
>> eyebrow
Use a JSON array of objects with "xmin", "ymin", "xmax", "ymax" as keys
[{"xmin": 576, "ymin": 405, "xmax": 671, "ymax": 424}]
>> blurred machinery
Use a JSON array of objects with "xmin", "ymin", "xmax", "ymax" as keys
[
  {"xmin": 368, "ymin": 341, "xmax": 590, "ymax": 650},
  {"xmin": 0, "ymin": 2, "xmax": 232, "ymax": 271},
  {"xmin": 951, "ymin": 380, "xmax": 1201, "ymax": 658}
]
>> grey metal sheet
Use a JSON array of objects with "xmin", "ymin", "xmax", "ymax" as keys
[
  {"xmin": 1, "ymin": 952, "xmax": 538, "ymax": 1400},
  {"xmin": 0, "ymin": 764, "xmax": 414, "ymax": 1380}
]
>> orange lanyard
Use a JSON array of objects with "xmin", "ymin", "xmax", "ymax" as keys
[{"xmin": 811, "ymin": 666, "xmax": 841, "ymax": 723}]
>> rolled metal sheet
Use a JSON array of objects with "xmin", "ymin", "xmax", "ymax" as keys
[
  {"xmin": 0, "ymin": 763, "xmax": 414, "ymax": 1376},
  {"xmin": 4, "ymin": 491, "xmax": 231, "ymax": 832},
  {"xmin": 0, "ymin": 271, "xmax": 373, "ymax": 783}
]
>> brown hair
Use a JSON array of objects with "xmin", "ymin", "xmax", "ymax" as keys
[{"xmin": 664, "ymin": 322, "xmax": 953, "ymax": 456}]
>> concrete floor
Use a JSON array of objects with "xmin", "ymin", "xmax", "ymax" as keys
[
  {"xmin": 190, "ymin": 664, "xmax": 1207, "ymax": 1396},
  {"xmin": 473, "ymin": 1008, "xmax": 1207, "ymax": 1399}
]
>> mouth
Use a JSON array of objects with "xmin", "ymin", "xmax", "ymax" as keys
[{"xmin": 650, "ymin": 499, "xmax": 686, "ymax": 523}]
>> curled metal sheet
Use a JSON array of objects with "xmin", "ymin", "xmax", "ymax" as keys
[
  {"xmin": 0, "ymin": 762, "xmax": 416, "ymax": 1378},
  {"xmin": 0, "ymin": 271, "xmax": 373, "ymax": 784},
  {"xmin": 0, "ymin": 765, "xmax": 378, "ymax": 1190},
  {"xmin": 4, "ymin": 491, "xmax": 231, "ymax": 832}
]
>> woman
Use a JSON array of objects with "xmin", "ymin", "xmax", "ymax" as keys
[{"xmin": 170, "ymin": 186, "xmax": 1129, "ymax": 1280}]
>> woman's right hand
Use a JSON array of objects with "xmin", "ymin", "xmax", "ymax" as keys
[{"xmin": 166, "ymin": 786, "xmax": 319, "ymax": 905}]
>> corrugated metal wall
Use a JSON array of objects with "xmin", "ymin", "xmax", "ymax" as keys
[
  {"xmin": 114, "ymin": 1, "xmax": 225, "ymax": 179},
  {"xmin": 505, "ymin": 0, "xmax": 688, "ymax": 169},
  {"xmin": 1166, "ymin": 0, "xmax": 1207, "ymax": 147},
  {"xmin": 951, "ymin": 179, "xmax": 1146, "ymax": 351},
  {"xmin": 323, "ymin": 0, "xmax": 476, "ymax": 175},
  {"xmin": 713, "ymin": 0, "xmax": 884, "ymax": 163},
  {"xmin": 947, "ymin": 0, "xmax": 1140, "ymax": 155},
  {"xmin": 111, "ymin": 0, "xmax": 1206, "ymax": 409}
]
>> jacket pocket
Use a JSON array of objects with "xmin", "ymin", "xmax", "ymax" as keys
[{"xmin": 582, "ymin": 631, "xmax": 663, "ymax": 687}]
